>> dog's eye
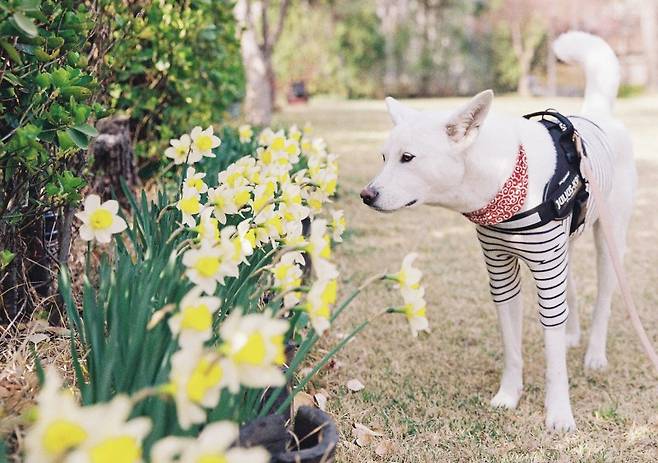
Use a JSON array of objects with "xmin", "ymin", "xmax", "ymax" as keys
[
  {"xmin": 382, "ymin": 153, "xmax": 386, "ymax": 162},
  {"xmin": 400, "ymin": 153, "xmax": 415, "ymax": 163}
]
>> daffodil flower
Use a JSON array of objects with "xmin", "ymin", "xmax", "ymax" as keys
[
  {"xmin": 166, "ymin": 345, "xmax": 239, "ymax": 430},
  {"xmin": 238, "ymin": 124, "xmax": 253, "ymax": 144},
  {"xmin": 182, "ymin": 240, "xmax": 238, "ymax": 294},
  {"xmin": 400, "ymin": 290, "xmax": 430, "ymax": 337},
  {"xmin": 306, "ymin": 219, "xmax": 338, "ymax": 280},
  {"xmin": 25, "ymin": 367, "xmax": 93, "ymax": 463},
  {"xmin": 289, "ymin": 124, "xmax": 302, "ymax": 142},
  {"xmin": 270, "ymin": 253, "xmax": 303, "ymax": 308},
  {"xmin": 330, "ymin": 210, "xmax": 346, "ymax": 242},
  {"xmin": 66, "ymin": 396, "xmax": 151, "ymax": 463},
  {"xmin": 304, "ymin": 278, "xmax": 337, "ymax": 335},
  {"xmin": 389, "ymin": 253, "xmax": 422, "ymax": 291},
  {"xmin": 189, "ymin": 126, "xmax": 221, "ymax": 162},
  {"xmin": 151, "ymin": 421, "xmax": 269, "ymax": 463},
  {"xmin": 176, "ymin": 188, "xmax": 202, "ymax": 227},
  {"xmin": 193, "ymin": 208, "xmax": 220, "ymax": 244},
  {"xmin": 168, "ymin": 286, "xmax": 221, "ymax": 347},
  {"xmin": 164, "ymin": 134, "xmax": 192, "ymax": 165},
  {"xmin": 75, "ymin": 195, "xmax": 127, "ymax": 244},
  {"xmin": 219, "ymin": 311, "xmax": 288, "ymax": 388},
  {"xmin": 258, "ymin": 127, "xmax": 275, "ymax": 146},
  {"xmin": 183, "ymin": 167, "xmax": 208, "ymax": 194}
]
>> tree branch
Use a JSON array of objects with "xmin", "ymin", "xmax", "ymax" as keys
[{"xmin": 269, "ymin": 0, "xmax": 290, "ymax": 53}]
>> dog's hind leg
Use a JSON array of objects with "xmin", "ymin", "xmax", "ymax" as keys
[
  {"xmin": 491, "ymin": 290, "xmax": 524, "ymax": 409},
  {"xmin": 566, "ymin": 267, "xmax": 581, "ymax": 347},
  {"xmin": 585, "ymin": 217, "xmax": 629, "ymax": 370}
]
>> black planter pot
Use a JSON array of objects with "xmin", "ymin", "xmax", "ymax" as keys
[{"xmin": 239, "ymin": 406, "xmax": 338, "ymax": 463}]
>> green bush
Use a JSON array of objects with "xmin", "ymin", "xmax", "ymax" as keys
[
  {"xmin": 99, "ymin": 0, "xmax": 244, "ymax": 161},
  {"xmin": 0, "ymin": 0, "xmax": 103, "ymax": 319}
]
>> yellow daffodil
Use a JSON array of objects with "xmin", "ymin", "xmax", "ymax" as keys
[
  {"xmin": 390, "ymin": 253, "xmax": 423, "ymax": 291},
  {"xmin": 166, "ymin": 345, "xmax": 239, "ymax": 430},
  {"xmin": 270, "ymin": 253, "xmax": 303, "ymax": 308},
  {"xmin": 400, "ymin": 289, "xmax": 430, "ymax": 337},
  {"xmin": 306, "ymin": 219, "xmax": 338, "ymax": 280},
  {"xmin": 164, "ymin": 134, "xmax": 192, "ymax": 165},
  {"xmin": 232, "ymin": 219, "xmax": 256, "ymax": 262},
  {"xmin": 193, "ymin": 208, "xmax": 220, "ymax": 244},
  {"xmin": 330, "ymin": 210, "xmax": 346, "ymax": 242},
  {"xmin": 238, "ymin": 124, "xmax": 253, "ymax": 144},
  {"xmin": 151, "ymin": 421, "xmax": 269, "ymax": 463},
  {"xmin": 189, "ymin": 126, "xmax": 221, "ymax": 162},
  {"xmin": 67, "ymin": 396, "xmax": 151, "ymax": 463},
  {"xmin": 257, "ymin": 127, "xmax": 275, "ymax": 147},
  {"xmin": 288, "ymin": 125, "xmax": 302, "ymax": 142},
  {"xmin": 168, "ymin": 286, "xmax": 221, "ymax": 348},
  {"xmin": 177, "ymin": 188, "xmax": 202, "ymax": 227},
  {"xmin": 219, "ymin": 311, "xmax": 288, "ymax": 388},
  {"xmin": 304, "ymin": 278, "xmax": 336, "ymax": 335},
  {"xmin": 182, "ymin": 239, "xmax": 239, "ymax": 294},
  {"xmin": 183, "ymin": 167, "xmax": 208, "ymax": 194},
  {"xmin": 75, "ymin": 194, "xmax": 127, "ymax": 244},
  {"xmin": 25, "ymin": 368, "xmax": 92, "ymax": 463}
]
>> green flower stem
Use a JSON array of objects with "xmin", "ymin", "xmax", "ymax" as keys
[{"xmin": 259, "ymin": 272, "xmax": 388, "ymax": 416}]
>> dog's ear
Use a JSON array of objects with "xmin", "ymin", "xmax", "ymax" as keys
[
  {"xmin": 385, "ymin": 97, "xmax": 418, "ymax": 125},
  {"xmin": 445, "ymin": 90, "xmax": 493, "ymax": 144}
]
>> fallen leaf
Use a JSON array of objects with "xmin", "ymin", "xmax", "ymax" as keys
[
  {"xmin": 314, "ymin": 392, "xmax": 327, "ymax": 411},
  {"xmin": 27, "ymin": 333, "xmax": 49, "ymax": 344},
  {"xmin": 352, "ymin": 422, "xmax": 382, "ymax": 447},
  {"xmin": 375, "ymin": 439, "xmax": 396, "ymax": 457},
  {"xmin": 346, "ymin": 378, "xmax": 364, "ymax": 392},
  {"xmin": 293, "ymin": 391, "xmax": 315, "ymax": 413}
]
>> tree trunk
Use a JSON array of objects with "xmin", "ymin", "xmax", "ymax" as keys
[
  {"xmin": 641, "ymin": 0, "xmax": 658, "ymax": 92},
  {"xmin": 90, "ymin": 116, "xmax": 138, "ymax": 206},
  {"xmin": 546, "ymin": 26, "xmax": 557, "ymax": 96},
  {"xmin": 235, "ymin": 0, "xmax": 274, "ymax": 125},
  {"xmin": 377, "ymin": 0, "xmax": 399, "ymax": 94}
]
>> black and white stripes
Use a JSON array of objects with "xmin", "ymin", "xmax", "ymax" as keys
[{"xmin": 478, "ymin": 217, "xmax": 572, "ymax": 328}]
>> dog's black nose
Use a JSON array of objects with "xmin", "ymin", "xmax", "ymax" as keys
[{"xmin": 360, "ymin": 187, "xmax": 379, "ymax": 206}]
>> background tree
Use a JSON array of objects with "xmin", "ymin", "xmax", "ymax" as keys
[{"xmin": 235, "ymin": 0, "xmax": 291, "ymax": 125}]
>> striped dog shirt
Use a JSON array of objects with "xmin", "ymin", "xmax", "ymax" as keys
[{"xmin": 469, "ymin": 116, "xmax": 613, "ymax": 328}]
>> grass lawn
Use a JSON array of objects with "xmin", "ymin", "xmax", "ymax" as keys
[{"xmin": 277, "ymin": 95, "xmax": 658, "ymax": 462}]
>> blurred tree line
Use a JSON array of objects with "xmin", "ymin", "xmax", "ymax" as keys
[{"xmin": 263, "ymin": 0, "xmax": 658, "ymax": 101}]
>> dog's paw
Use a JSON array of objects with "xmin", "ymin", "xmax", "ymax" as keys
[
  {"xmin": 545, "ymin": 410, "xmax": 576, "ymax": 432},
  {"xmin": 584, "ymin": 351, "xmax": 608, "ymax": 370},
  {"xmin": 491, "ymin": 388, "xmax": 521, "ymax": 409},
  {"xmin": 566, "ymin": 330, "xmax": 581, "ymax": 348}
]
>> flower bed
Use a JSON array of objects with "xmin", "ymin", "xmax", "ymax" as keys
[{"xmin": 20, "ymin": 124, "xmax": 430, "ymax": 463}]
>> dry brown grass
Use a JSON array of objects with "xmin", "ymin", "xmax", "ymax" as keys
[{"xmin": 276, "ymin": 95, "xmax": 658, "ymax": 462}]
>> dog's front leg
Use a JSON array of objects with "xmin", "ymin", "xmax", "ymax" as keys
[
  {"xmin": 491, "ymin": 292, "xmax": 524, "ymax": 409},
  {"xmin": 544, "ymin": 325, "xmax": 576, "ymax": 431}
]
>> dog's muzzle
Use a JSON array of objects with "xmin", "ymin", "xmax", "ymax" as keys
[{"xmin": 360, "ymin": 186, "xmax": 379, "ymax": 206}]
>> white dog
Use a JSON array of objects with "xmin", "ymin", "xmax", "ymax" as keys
[{"xmin": 361, "ymin": 31, "xmax": 636, "ymax": 431}]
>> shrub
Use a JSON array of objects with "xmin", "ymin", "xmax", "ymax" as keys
[
  {"xmin": 98, "ymin": 0, "xmax": 244, "ymax": 161},
  {"xmin": 0, "ymin": 0, "xmax": 104, "ymax": 321}
]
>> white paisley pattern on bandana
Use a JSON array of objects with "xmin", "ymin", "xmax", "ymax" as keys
[{"xmin": 463, "ymin": 145, "xmax": 528, "ymax": 225}]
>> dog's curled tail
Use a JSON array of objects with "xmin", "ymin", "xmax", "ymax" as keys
[{"xmin": 553, "ymin": 31, "xmax": 620, "ymax": 115}]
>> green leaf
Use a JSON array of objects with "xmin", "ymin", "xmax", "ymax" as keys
[
  {"xmin": 65, "ymin": 127, "xmax": 88, "ymax": 149},
  {"xmin": 72, "ymin": 123, "xmax": 98, "ymax": 138},
  {"xmin": 13, "ymin": 12, "xmax": 38, "ymax": 37}
]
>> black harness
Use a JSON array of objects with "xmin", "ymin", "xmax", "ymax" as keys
[{"xmin": 506, "ymin": 110, "xmax": 589, "ymax": 235}]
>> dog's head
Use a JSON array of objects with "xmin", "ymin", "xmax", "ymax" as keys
[{"xmin": 361, "ymin": 90, "xmax": 494, "ymax": 212}]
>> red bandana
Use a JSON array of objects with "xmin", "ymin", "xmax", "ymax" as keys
[{"xmin": 463, "ymin": 145, "xmax": 528, "ymax": 225}]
